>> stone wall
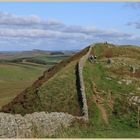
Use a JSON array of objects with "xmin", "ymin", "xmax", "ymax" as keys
[
  {"xmin": 0, "ymin": 112, "xmax": 74, "ymax": 138},
  {"xmin": 77, "ymin": 45, "xmax": 92, "ymax": 122}
]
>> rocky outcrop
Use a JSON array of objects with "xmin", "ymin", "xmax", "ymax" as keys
[{"xmin": 127, "ymin": 94, "xmax": 140, "ymax": 106}]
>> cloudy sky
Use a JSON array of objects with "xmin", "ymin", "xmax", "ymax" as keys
[{"xmin": 0, "ymin": 2, "xmax": 140, "ymax": 51}]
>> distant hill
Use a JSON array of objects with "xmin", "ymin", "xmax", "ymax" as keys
[{"xmin": 0, "ymin": 49, "xmax": 76, "ymax": 60}]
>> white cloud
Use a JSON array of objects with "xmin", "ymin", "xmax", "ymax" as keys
[
  {"xmin": 0, "ymin": 11, "xmax": 60, "ymax": 26},
  {"xmin": 0, "ymin": 10, "xmax": 139, "ymax": 50}
]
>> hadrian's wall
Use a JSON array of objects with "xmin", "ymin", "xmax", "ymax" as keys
[
  {"xmin": 0, "ymin": 112, "xmax": 74, "ymax": 138},
  {"xmin": 77, "ymin": 45, "xmax": 92, "ymax": 121},
  {"xmin": 0, "ymin": 45, "xmax": 92, "ymax": 138}
]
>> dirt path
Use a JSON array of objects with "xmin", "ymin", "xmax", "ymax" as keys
[{"xmin": 92, "ymin": 82, "xmax": 109, "ymax": 124}]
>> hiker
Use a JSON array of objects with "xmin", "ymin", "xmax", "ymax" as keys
[
  {"xmin": 107, "ymin": 58, "xmax": 112, "ymax": 64},
  {"xmin": 129, "ymin": 65, "xmax": 136, "ymax": 74},
  {"xmin": 94, "ymin": 55, "xmax": 97, "ymax": 60},
  {"xmin": 88, "ymin": 54, "xmax": 97, "ymax": 63},
  {"xmin": 88, "ymin": 55, "xmax": 94, "ymax": 62}
]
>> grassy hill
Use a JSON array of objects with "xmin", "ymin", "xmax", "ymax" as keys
[
  {"xmin": 0, "ymin": 43, "xmax": 140, "ymax": 137},
  {"xmin": 1, "ymin": 46, "xmax": 89, "ymax": 115},
  {"xmin": 55, "ymin": 43, "xmax": 140, "ymax": 137}
]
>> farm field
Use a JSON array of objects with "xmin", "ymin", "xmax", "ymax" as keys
[
  {"xmin": 0, "ymin": 63, "xmax": 46, "ymax": 108},
  {"xmin": 0, "ymin": 52, "xmax": 71, "ymax": 109}
]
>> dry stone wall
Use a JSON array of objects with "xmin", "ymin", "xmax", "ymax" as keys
[
  {"xmin": 77, "ymin": 45, "xmax": 92, "ymax": 121},
  {"xmin": 0, "ymin": 112, "xmax": 74, "ymax": 138}
]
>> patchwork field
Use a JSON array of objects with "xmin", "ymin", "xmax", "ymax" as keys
[{"xmin": 0, "ymin": 52, "xmax": 71, "ymax": 109}]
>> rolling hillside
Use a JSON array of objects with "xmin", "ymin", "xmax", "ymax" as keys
[
  {"xmin": 0, "ymin": 52, "xmax": 70, "ymax": 109},
  {"xmin": 0, "ymin": 63, "xmax": 46, "ymax": 109},
  {"xmin": 0, "ymin": 43, "xmax": 140, "ymax": 138},
  {"xmin": 1, "ymin": 46, "xmax": 90, "ymax": 115}
]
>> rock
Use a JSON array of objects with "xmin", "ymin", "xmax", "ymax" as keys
[
  {"xmin": 128, "ymin": 93, "xmax": 140, "ymax": 106},
  {"xmin": 129, "ymin": 92, "xmax": 134, "ymax": 96},
  {"xmin": 106, "ymin": 77, "xmax": 112, "ymax": 80},
  {"xmin": 118, "ymin": 81, "xmax": 122, "ymax": 84},
  {"xmin": 137, "ymin": 87, "xmax": 140, "ymax": 91},
  {"xmin": 121, "ymin": 79, "xmax": 132, "ymax": 85},
  {"xmin": 108, "ymin": 45, "xmax": 112, "ymax": 48},
  {"xmin": 126, "ymin": 80, "xmax": 132, "ymax": 85},
  {"xmin": 121, "ymin": 62, "xmax": 126, "ymax": 66}
]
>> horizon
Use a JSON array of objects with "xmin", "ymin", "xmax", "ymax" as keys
[
  {"xmin": 0, "ymin": 48, "xmax": 80, "ymax": 52},
  {"xmin": 0, "ymin": 42, "xmax": 140, "ymax": 52},
  {"xmin": 0, "ymin": 42, "xmax": 140, "ymax": 53},
  {"xmin": 0, "ymin": 2, "xmax": 140, "ymax": 51}
]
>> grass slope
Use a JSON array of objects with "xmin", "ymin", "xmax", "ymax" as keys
[
  {"xmin": 37, "ymin": 60, "xmax": 81, "ymax": 116},
  {"xmin": 52, "ymin": 43, "xmax": 140, "ymax": 138},
  {"xmin": 0, "ymin": 63, "xmax": 46, "ymax": 108},
  {"xmin": 1, "ymin": 46, "xmax": 89, "ymax": 115}
]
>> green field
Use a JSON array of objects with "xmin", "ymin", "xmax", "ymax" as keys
[
  {"xmin": 0, "ymin": 53, "xmax": 70, "ymax": 109},
  {"xmin": 31, "ymin": 55, "xmax": 70, "ymax": 63},
  {"xmin": 6, "ymin": 54, "xmax": 70, "ymax": 65},
  {"xmin": 0, "ymin": 63, "xmax": 46, "ymax": 108}
]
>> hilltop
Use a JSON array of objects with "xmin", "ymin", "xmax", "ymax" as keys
[{"xmin": 0, "ymin": 43, "xmax": 140, "ymax": 138}]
